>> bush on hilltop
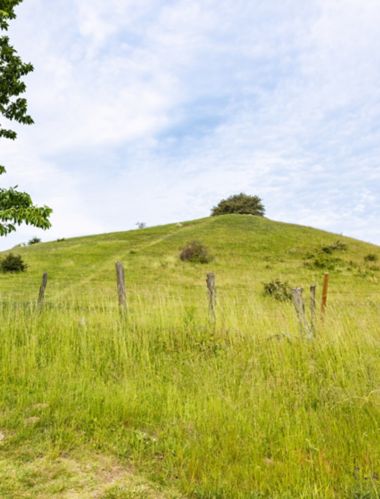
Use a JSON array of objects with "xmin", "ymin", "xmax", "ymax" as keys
[{"xmin": 211, "ymin": 193, "xmax": 265, "ymax": 217}]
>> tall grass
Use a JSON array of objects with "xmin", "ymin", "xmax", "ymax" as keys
[{"xmin": 0, "ymin": 290, "xmax": 379, "ymax": 497}]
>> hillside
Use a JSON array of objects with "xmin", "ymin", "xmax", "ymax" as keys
[
  {"xmin": 1, "ymin": 214, "xmax": 379, "ymax": 305},
  {"xmin": 0, "ymin": 215, "xmax": 379, "ymax": 497}
]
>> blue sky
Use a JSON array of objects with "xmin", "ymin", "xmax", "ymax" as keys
[{"xmin": 1, "ymin": 0, "xmax": 380, "ymax": 249}]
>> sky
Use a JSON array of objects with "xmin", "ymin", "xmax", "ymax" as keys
[{"xmin": 1, "ymin": 0, "xmax": 380, "ymax": 249}]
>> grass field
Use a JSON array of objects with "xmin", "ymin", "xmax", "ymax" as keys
[{"xmin": 0, "ymin": 215, "xmax": 379, "ymax": 497}]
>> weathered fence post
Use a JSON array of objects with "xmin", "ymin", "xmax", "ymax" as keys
[
  {"xmin": 292, "ymin": 287, "xmax": 305, "ymax": 336},
  {"xmin": 206, "ymin": 273, "xmax": 216, "ymax": 322},
  {"xmin": 115, "ymin": 262, "xmax": 127, "ymax": 313},
  {"xmin": 321, "ymin": 273, "xmax": 329, "ymax": 318},
  {"xmin": 310, "ymin": 284, "xmax": 316, "ymax": 334},
  {"xmin": 38, "ymin": 273, "xmax": 48, "ymax": 308}
]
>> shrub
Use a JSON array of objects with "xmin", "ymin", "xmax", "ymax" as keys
[
  {"xmin": 364, "ymin": 254, "xmax": 378, "ymax": 263},
  {"xmin": 263, "ymin": 279, "xmax": 292, "ymax": 301},
  {"xmin": 369, "ymin": 265, "xmax": 380, "ymax": 272},
  {"xmin": 304, "ymin": 255, "xmax": 342, "ymax": 271},
  {"xmin": 305, "ymin": 241, "xmax": 347, "ymax": 271},
  {"xmin": 321, "ymin": 240, "xmax": 347, "ymax": 254},
  {"xmin": 180, "ymin": 241, "xmax": 212, "ymax": 264},
  {"xmin": 1, "ymin": 253, "xmax": 27, "ymax": 273},
  {"xmin": 56, "ymin": 238, "xmax": 66, "ymax": 243},
  {"xmin": 28, "ymin": 237, "xmax": 41, "ymax": 245},
  {"xmin": 211, "ymin": 193, "xmax": 265, "ymax": 217}
]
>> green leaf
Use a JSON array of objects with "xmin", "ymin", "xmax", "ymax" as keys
[{"xmin": 0, "ymin": 0, "xmax": 52, "ymax": 237}]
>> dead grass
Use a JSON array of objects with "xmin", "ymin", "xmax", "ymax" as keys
[{"xmin": 0, "ymin": 448, "xmax": 181, "ymax": 498}]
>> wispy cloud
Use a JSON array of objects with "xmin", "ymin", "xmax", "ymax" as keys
[{"xmin": 1, "ymin": 0, "xmax": 379, "ymax": 249}]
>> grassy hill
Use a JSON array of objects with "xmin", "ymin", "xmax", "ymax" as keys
[
  {"xmin": 1, "ymin": 214, "xmax": 379, "ymax": 305},
  {"xmin": 0, "ymin": 215, "xmax": 379, "ymax": 497}
]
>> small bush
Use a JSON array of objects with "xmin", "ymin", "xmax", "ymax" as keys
[
  {"xmin": 369, "ymin": 265, "xmax": 380, "ymax": 272},
  {"xmin": 263, "ymin": 279, "xmax": 292, "ymax": 301},
  {"xmin": 211, "ymin": 193, "xmax": 265, "ymax": 217},
  {"xmin": 305, "ymin": 255, "xmax": 342, "ymax": 271},
  {"xmin": 180, "ymin": 241, "xmax": 212, "ymax": 264},
  {"xmin": 56, "ymin": 238, "xmax": 66, "ymax": 243},
  {"xmin": 305, "ymin": 241, "xmax": 347, "ymax": 271},
  {"xmin": 321, "ymin": 240, "xmax": 347, "ymax": 254},
  {"xmin": 28, "ymin": 237, "xmax": 41, "ymax": 245},
  {"xmin": 1, "ymin": 253, "xmax": 28, "ymax": 273},
  {"xmin": 364, "ymin": 254, "xmax": 378, "ymax": 263}
]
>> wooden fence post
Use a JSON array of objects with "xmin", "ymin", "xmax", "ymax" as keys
[
  {"xmin": 292, "ymin": 287, "xmax": 305, "ymax": 336},
  {"xmin": 38, "ymin": 273, "xmax": 48, "ymax": 308},
  {"xmin": 310, "ymin": 284, "xmax": 316, "ymax": 334},
  {"xmin": 321, "ymin": 273, "xmax": 329, "ymax": 318},
  {"xmin": 206, "ymin": 273, "xmax": 216, "ymax": 322},
  {"xmin": 115, "ymin": 262, "xmax": 127, "ymax": 312}
]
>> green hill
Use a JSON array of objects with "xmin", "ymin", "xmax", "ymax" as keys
[
  {"xmin": 0, "ymin": 215, "xmax": 379, "ymax": 498},
  {"xmin": 1, "ymin": 214, "xmax": 379, "ymax": 305}
]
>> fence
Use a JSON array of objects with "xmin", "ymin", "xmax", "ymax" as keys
[{"xmin": 24, "ymin": 264, "xmax": 335, "ymax": 339}]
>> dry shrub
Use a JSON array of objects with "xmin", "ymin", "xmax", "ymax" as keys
[{"xmin": 180, "ymin": 241, "xmax": 212, "ymax": 264}]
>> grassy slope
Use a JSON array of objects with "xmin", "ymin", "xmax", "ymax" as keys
[
  {"xmin": 1, "ymin": 214, "xmax": 379, "ymax": 303},
  {"xmin": 0, "ymin": 215, "xmax": 379, "ymax": 498}
]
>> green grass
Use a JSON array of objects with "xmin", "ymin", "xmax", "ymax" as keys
[{"xmin": 0, "ymin": 215, "xmax": 379, "ymax": 497}]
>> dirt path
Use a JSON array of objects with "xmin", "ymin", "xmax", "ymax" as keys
[{"xmin": 56, "ymin": 218, "xmax": 213, "ymax": 300}]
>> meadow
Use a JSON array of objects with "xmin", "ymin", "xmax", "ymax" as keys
[{"xmin": 0, "ymin": 215, "xmax": 379, "ymax": 497}]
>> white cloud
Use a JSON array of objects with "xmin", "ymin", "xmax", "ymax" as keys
[{"xmin": 1, "ymin": 0, "xmax": 379, "ymax": 250}]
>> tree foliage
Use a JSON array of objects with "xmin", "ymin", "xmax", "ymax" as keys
[
  {"xmin": 28, "ymin": 236, "xmax": 41, "ymax": 245},
  {"xmin": 0, "ymin": 0, "xmax": 52, "ymax": 236},
  {"xmin": 211, "ymin": 193, "xmax": 265, "ymax": 217}
]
